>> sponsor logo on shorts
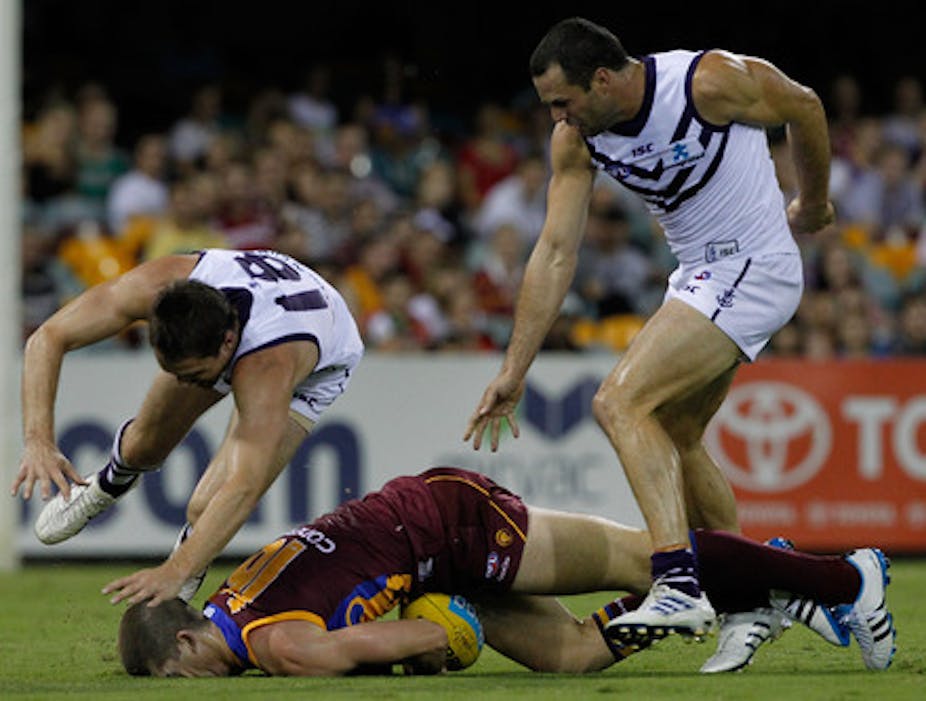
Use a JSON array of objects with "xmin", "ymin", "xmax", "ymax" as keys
[
  {"xmin": 485, "ymin": 551, "xmax": 500, "ymax": 579},
  {"xmin": 716, "ymin": 288, "xmax": 735, "ymax": 308},
  {"xmin": 695, "ymin": 270, "xmax": 711, "ymax": 281},
  {"xmin": 497, "ymin": 555, "xmax": 511, "ymax": 582},
  {"xmin": 495, "ymin": 528, "xmax": 513, "ymax": 547},
  {"xmin": 418, "ymin": 557, "xmax": 434, "ymax": 582}
]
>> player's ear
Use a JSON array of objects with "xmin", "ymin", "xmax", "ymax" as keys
[
  {"xmin": 592, "ymin": 66, "xmax": 612, "ymax": 90},
  {"xmin": 176, "ymin": 628, "xmax": 197, "ymax": 652}
]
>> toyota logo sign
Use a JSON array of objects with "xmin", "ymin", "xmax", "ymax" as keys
[{"xmin": 706, "ymin": 381, "xmax": 831, "ymax": 492}]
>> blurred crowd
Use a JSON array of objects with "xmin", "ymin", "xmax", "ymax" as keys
[{"xmin": 20, "ymin": 66, "xmax": 926, "ymax": 358}]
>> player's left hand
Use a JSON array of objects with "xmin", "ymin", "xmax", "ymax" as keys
[
  {"xmin": 787, "ymin": 197, "xmax": 835, "ymax": 235},
  {"xmin": 102, "ymin": 560, "xmax": 186, "ymax": 607}
]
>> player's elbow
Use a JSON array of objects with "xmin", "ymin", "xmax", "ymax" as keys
[
  {"xmin": 784, "ymin": 83, "xmax": 826, "ymax": 127},
  {"xmin": 24, "ymin": 323, "xmax": 64, "ymax": 359}
]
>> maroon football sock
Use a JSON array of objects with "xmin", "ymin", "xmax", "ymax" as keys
[{"xmin": 693, "ymin": 529, "xmax": 860, "ymax": 612}]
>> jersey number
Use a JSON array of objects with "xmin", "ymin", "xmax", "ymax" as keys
[
  {"xmin": 224, "ymin": 537, "xmax": 306, "ymax": 614},
  {"xmin": 233, "ymin": 252, "xmax": 328, "ymax": 312}
]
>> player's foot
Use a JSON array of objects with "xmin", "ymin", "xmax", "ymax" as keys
[
  {"xmin": 34, "ymin": 473, "xmax": 122, "ymax": 544},
  {"xmin": 770, "ymin": 591, "xmax": 851, "ymax": 646},
  {"xmin": 840, "ymin": 548, "xmax": 896, "ymax": 670},
  {"xmin": 604, "ymin": 582, "xmax": 716, "ymax": 649},
  {"xmin": 172, "ymin": 522, "xmax": 209, "ymax": 603},
  {"xmin": 764, "ymin": 533, "xmax": 851, "ymax": 648},
  {"xmin": 699, "ymin": 608, "xmax": 790, "ymax": 673}
]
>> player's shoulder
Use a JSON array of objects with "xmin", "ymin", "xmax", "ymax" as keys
[
  {"xmin": 693, "ymin": 50, "xmax": 753, "ymax": 91},
  {"xmin": 122, "ymin": 253, "xmax": 199, "ymax": 292},
  {"xmin": 690, "ymin": 49, "xmax": 760, "ymax": 119}
]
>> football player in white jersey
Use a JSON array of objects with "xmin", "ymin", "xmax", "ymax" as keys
[
  {"xmin": 465, "ymin": 17, "xmax": 835, "ymax": 657},
  {"xmin": 12, "ymin": 249, "xmax": 363, "ymax": 608}
]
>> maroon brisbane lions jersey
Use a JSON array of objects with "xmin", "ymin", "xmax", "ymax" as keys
[{"xmin": 204, "ymin": 467, "xmax": 529, "ymax": 668}]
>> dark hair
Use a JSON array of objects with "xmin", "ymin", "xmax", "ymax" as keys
[
  {"xmin": 529, "ymin": 17, "xmax": 629, "ymax": 90},
  {"xmin": 119, "ymin": 599, "xmax": 210, "ymax": 676},
  {"xmin": 149, "ymin": 280, "xmax": 236, "ymax": 364}
]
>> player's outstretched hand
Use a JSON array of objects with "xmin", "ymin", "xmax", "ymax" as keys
[
  {"xmin": 103, "ymin": 561, "xmax": 187, "ymax": 607},
  {"xmin": 10, "ymin": 441, "xmax": 87, "ymax": 501},
  {"xmin": 463, "ymin": 375, "xmax": 525, "ymax": 452}
]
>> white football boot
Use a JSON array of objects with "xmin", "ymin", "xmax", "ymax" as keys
[
  {"xmin": 605, "ymin": 582, "xmax": 717, "ymax": 649},
  {"xmin": 840, "ymin": 548, "xmax": 896, "ymax": 670},
  {"xmin": 700, "ymin": 608, "xmax": 790, "ymax": 673},
  {"xmin": 34, "ymin": 473, "xmax": 123, "ymax": 544},
  {"xmin": 770, "ymin": 592, "xmax": 851, "ymax": 646}
]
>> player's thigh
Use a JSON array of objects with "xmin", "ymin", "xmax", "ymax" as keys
[
  {"xmin": 599, "ymin": 299, "xmax": 741, "ymax": 415},
  {"xmin": 514, "ymin": 506, "xmax": 651, "ymax": 594},
  {"xmin": 187, "ymin": 410, "xmax": 312, "ymax": 522},
  {"xmin": 126, "ymin": 371, "xmax": 224, "ymax": 459}
]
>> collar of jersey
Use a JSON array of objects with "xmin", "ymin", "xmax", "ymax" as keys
[{"xmin": 203, "ymin": 602, "xmax": 252, "ymax": 668}]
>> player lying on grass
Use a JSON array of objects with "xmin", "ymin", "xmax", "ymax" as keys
[{"xmin": 118, "ymin": 467, "xmax": 896, "ymax": 677}]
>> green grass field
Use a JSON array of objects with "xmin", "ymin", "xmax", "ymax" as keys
[{"xmin": 1, "ymin": 560, "xmax": 924, "ymax": 701}]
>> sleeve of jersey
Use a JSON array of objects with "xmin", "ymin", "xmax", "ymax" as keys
[
  {"xmin": 240, "ymin": 611, "xmax": 329, "ymax": 667},
  {"xmin": 204, "ymin": 600, "xmax": 327, "ymax": 669}
]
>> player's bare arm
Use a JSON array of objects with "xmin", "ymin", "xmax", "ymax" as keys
[
  {"xmin": 466, "ymin": 122, "xmax": 594, "ymax": 451},
  {"xmin": 501, "ymin": 122, "xmax": 595, "ymax": 379},
  {"xmin": 693, "ymin": 50, "xmax": 834, "ymax": 234},
  {"xmin": 104, "ymin": 341, "xmax": 318, "ymax": 605},
  {"xmin": 13, "ymin": 255, "xmax": 199, "ymax": 501},
  {"xmin": 248, "ymin": 618, "xmax": 447, "ymax": 676}
]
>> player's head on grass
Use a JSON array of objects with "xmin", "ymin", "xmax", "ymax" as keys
[{"xmin": 119, "ymin": 598, "xmax": 213, "ymax": 676}]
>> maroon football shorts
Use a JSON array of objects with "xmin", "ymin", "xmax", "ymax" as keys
[{"xmin": 419, "ymin": 467, "xmax": 529, "ymax": 595}]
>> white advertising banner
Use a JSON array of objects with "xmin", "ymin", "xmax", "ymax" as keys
[{"xmin": 16, "ymin": 352, "xmax": 643, "ymax": 558}]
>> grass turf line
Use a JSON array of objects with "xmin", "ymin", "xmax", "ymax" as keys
[{"xmin": 0, "ymin": 560, "xmax": 924, "ymax": 700}]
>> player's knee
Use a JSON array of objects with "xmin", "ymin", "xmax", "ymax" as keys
[{"xmin": 591, "ymin": 384, "xmax": 637, "ymax": 432}]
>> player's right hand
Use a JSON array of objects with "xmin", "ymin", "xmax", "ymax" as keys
[
  {"xmin": 463, "ymin": 375, "xmax": 525, "ymax": 452},
  {"xmin": 10, "ymin": 441, "xmax": 86, "ymax": 501}
]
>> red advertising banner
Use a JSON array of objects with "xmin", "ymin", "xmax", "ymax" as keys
[{"xmin": 706, "ymin": 359, "xmax": 926, "ymax": 554}]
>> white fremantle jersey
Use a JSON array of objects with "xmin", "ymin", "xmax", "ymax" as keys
[
  {"xmin": 188, "ymin": 249, "xmax": 364, "ymax": 395},
  {"xmin": 584, "ymin": 50, "xmax": 798, "ymax": 267}
]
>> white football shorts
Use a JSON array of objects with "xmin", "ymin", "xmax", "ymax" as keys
[
  {"xmin": 663, "ymin": 251, "xmax": 803, "ymax": 361},
  {"xmin": 288, "ymin": 360, "xmax": 360, "ymax": 428}
]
